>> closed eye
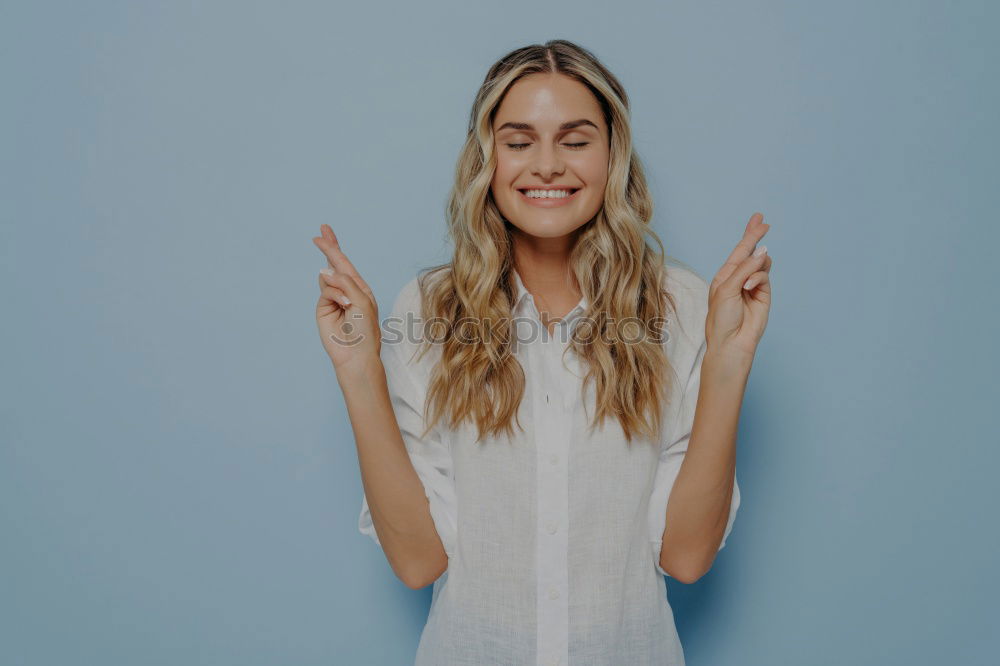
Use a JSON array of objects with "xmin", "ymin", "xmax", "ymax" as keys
[{"xmin": 505, "ymin": 142, "xmax": 591, "ymax": 151}]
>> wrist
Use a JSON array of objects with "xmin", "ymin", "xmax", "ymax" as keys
[
  {"xmin": 703, "ymin": 346, "xmax": 754, "ymax": 382},
  {"xmin": 335, "ymin": 353, "xmax": 385, "ymax": 387}
]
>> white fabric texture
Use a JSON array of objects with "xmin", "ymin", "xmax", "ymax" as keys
[{"xmin": 358, "ymin": 259, "xmax": 740, "ymax": 666}]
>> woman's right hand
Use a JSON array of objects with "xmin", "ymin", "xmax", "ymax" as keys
[{"xmin": 312, "ymin": 224, "xmax": 381, "ymax": 374}]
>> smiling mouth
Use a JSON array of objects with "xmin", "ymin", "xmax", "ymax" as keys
[{"xmin": 517, "ymin": 188, "xmax": 581, "ymax": 199}]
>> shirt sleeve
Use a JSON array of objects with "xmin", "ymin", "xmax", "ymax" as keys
[
  {"xmin": 648, "ymin": 266, "xmax": 741, "ymax": 578},
  {"xmin": 357, "ymin": 278, "xmax": 458, "ymax": 559}
]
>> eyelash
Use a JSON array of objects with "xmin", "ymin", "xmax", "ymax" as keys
[{"xmin": 505, "ymin": 142, "xmax": 590, "ymax": 151}]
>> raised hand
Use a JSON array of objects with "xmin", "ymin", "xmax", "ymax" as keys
[
  {"xmin": 312, "ymin": 224, "xmax": 381, "ymax": 373},
  {"xmin": 705, "ymin": 212, "xmax": 773, "ymax": 364}
]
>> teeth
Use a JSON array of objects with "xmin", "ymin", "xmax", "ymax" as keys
[{"xmin": 523, "ymin": 189, "xmax": 574, "ymax": 198}]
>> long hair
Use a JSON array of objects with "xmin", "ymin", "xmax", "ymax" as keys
[{"xmin": 413, "ymin": 39, "xmax": 684, "ymax": 445}]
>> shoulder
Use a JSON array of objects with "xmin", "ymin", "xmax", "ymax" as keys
[
  {"xmin": 381, "ymin": 267, "xmax": 451, "ymax": 371},
  {"xmin": 388, "ymin": 274, "xmax": 423, "ymax": 319},
  {"xmin": 661, "ymin": 256, "xmax": 710, "ymax": 349},
  {"xmin": 663, "ymin": 256, "xmax": 710, "ymax": 299},
  {"xmin": 387, "ymin": 265, "xmax": 451, "ymax": 320}
]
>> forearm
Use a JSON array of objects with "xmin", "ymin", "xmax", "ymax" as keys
[
  {"xmin": 337, "ymin": 357, "xmax": 447, "ymax": 587},
  {"xmin": 659, "ymin": 349, "xmax": 751, "ymax": 581}
]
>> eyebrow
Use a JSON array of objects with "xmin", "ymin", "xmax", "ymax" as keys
[{"xmin": 495, "ymin": 119, "xmax": 599, "ymax": 132}]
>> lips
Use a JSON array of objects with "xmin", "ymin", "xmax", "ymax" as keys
[{"xmin": 516, "ymin": 187, "xmax": 581, "ymax": 207}]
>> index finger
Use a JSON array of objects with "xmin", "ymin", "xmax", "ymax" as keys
[{"xmin": 312, "ymin": 225, "xmax": 375, "ymax": 297}]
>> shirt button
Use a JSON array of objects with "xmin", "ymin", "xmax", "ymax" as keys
[
  {"xmin": 548, "ymin": 454, "xmax": 558, "ymax": 465},
  {"xmin": 546, "ymin": 520, "xmax": 557, "ymax": 534},
  {"xmin": 548, "ymin": 586, "xmax": 559, "ymax": 600}
]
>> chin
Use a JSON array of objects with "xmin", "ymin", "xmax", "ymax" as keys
[
  {"xmin": 504, "ymin": 219, "xmax": 588, "ymax": 239},
  {"xmin": 498, "ymin": 204, "xmax": 597, "ymax": 240}
]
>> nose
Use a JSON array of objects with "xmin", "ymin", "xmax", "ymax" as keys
[{"xmin": 530, "ymin": 140, "xmax": 565, "ymax": 180}]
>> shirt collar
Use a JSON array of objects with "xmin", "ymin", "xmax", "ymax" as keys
[
  {"xmin": 511, "ymin": 268, "xmax": 589, "ymax": 321},
  {"xmin": 511, "ymin": 268, "xmax": 532, "ymax": 309}
]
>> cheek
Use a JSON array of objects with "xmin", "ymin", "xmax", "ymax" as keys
[
  {"xmin": 565, "ymin": 150, "xmax": 606, "ymax": 181},
  {"xmin": 490, "ymin": 158, "xmax": 519, "ymax": 209},
  {"xmin": 575, "ymin": 156, "xmax": 609, "ymax": 207},
  {"xmin": 493, "ymin": 152, "xmax": 521, "ymax": 184}
]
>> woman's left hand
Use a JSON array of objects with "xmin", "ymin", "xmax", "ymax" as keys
[{"xmin": 705, "ymin": 212, "xmax": 773, "ymax": 365}]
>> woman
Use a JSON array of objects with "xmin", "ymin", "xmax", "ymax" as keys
[{"xmin": 313, "ymin": 39, "xmax": 772, "ymax": 666}]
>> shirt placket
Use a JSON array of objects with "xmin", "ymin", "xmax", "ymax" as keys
[{"xmin": 534, "ymin": 320, "xmax": 570, "ymax": 666}]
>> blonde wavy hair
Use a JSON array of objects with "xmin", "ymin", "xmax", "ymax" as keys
[{"xmin": 412, "ymin": 39, "xmax": 686, "ymax": 445}]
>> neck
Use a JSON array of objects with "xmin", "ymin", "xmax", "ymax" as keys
[{"xmin": 509, "ymin": 227, "xmax": 583, "ymax": 320}]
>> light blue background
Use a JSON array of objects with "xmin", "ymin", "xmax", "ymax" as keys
[{"xmin": 2, "ymin": 1, "xmax": 997, "ymax": 664}]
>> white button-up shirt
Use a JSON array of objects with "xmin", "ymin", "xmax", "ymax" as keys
[{"xmin": 359, "ymin": 259, "xmax": 740, "ymax": 665}]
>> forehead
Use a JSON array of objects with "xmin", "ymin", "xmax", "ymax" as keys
[{"xmin": 493, "ymin": 73, "xmax": 604, "ymax": 130}]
